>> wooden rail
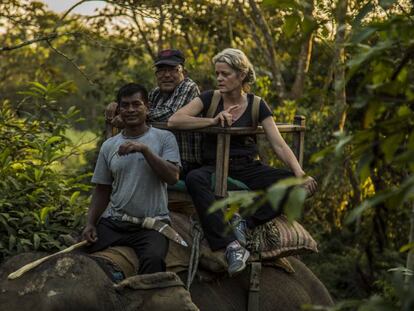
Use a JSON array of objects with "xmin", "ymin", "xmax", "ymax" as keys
[{"xmin": 105, "ymin": 115, "xmax": 306, "ymax": 198}]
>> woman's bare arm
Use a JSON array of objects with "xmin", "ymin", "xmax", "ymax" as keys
[
  {"xmin": 168, "ymin": 97, "xmax": 214, "ymax": 129},
  {"xmin": 262, "ymin": 116, "xmax": 317, "ymax": 194},
  {"xmin": 168, "ymin": 97, "xmax": 237, "ymax": 129}
]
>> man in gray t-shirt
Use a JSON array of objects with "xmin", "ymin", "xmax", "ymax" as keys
[{"xmin": 82, "ymin": 83, "xmax": 180, "ymax": 275}]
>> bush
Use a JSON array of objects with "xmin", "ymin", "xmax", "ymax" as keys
[{"xmin": 0, "ymin": 82, "xmax": 92, "ymax": 262}]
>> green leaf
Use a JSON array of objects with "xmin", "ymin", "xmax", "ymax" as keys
[
  {"xmin": 267, "ymin": 185, "xmax": 287, "ymax": 211},
  {"xmin": 386, "ymin": 176, "xmax": 414, "ymax": 210},
  {"xmin": 0, "ymin": 214, "xmax": 13, "ymax": 235},
  {"xmin": 363, "ymin": 102, "xmax": 383, "ymax": 128},
  {"xmin": 310, "ymin": 146, "xmax": 334, "ymax": 163},
  {"xmin": 209, "ymin": 191, "xmax": 259, "ymax": 214},
  {"xmin": 350, "ymin": 26, "xmax": 377, "ymax": 44},
  {"xmin": 301, "ymin": 16, "xmax": 317, "ymax": 35},
  {"xmin": 224, "ymin": 204, "xmax": 240, "ymax": 222},
  {"xmin": 0, "ymin": 148, "xmax": 11, "ymax": 165},
  {"xmin": 380, "ymin": 133, "xmax": 404, "ymax": 163},
  {"xmin": 28, "ymin": 81, "xmax": 48, "ymax": 92},
  {"xmin": 378, "ymin": 0, "xmax": 397, "ymax": 10},
  {"xmin": 34, "ymin": 168, "xmax": 43, "ymax": 182},
  {"xmin": 69, "ymin": 191, "xmax": 80, "ymax": 206},
  {"xmin": 17, "ymin": 90, "xmax": 40, "ymax": 97},
  {"xmin": 399, "ymin": 242, "xmax": 414, "ymax": 253},
  {"xmin": 357, "ymin": 152, "xmax": 373, "ymax": 182},
  {"xmin": 282, "ymin": 15, "xmax": 300, "ymax": 38},
  {"xmin": 388, "ymin": 267, "xmax": 413, "ymax": 276},
  {"xmin": 345, "ymin": 191, "xmax": 395, "ymax": 224},
  {"xmin": 352, "ymin": 3, "xmax": 375, "ymax": 27},
  {"xmin": 40, "ymin": 207, "xmax": 51, "ymax": 223},
  {"xmin": 394, "ymin": 150, "xmax": 414, "ymax": 165},
  {"xmin": 263, "ymin": 0, "xmax": 301, "ymax": 10},
  {"xmin": 46, "ymin": 136, "xmax": 62, "ymax": 146},
  {"xmin": 66, "ymin": 106, "xmax": 77, "ymax": 116},
  {"xmin": 33, "ymin": 233, "xmax": 40, "ymax": 250},
  {"xmin": 7, "ymin": 176, "xmax": 21, "ymax": 190},
  {"xmin": 284, "ymin": 187, "xmax": 306, "ymax": 222},
  {"xmin": 9, "ymin": 235, "xmax": 16, "ymax": 251},
  {"xmin": 270, "ymin": 177, "xmax": 306, "ymax": 187},
  {"xmin": 347, "ymin": 41, "xmax": 393, "ymax": 80},
  {"xmin": 335, "ymin": 135, "xmax": 353, "ymax": 155},
  {"xmin": 397, "ymin": 105, "xmax": 411, "ymax": 118}
]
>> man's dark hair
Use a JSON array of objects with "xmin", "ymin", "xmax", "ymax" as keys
[{"xmin": 116, "ymin": 83, "xmax": 148, "ymax": 104}]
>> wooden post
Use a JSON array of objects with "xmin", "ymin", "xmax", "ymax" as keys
[
  {"xmin": 214, "ymin": 133, "xmax": 231, "ymax": 198},
  {"xmin": 293, "ymin": 115, "xmax": 306, "ymax": 167}
]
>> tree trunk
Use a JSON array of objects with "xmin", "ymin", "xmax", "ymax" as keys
[
  {"xmin": 132, "ymin": 13, "xmax": 155, "ymax": 60},
  {"xmin": 290, "ymin": 1, "xmax": 315, "ymax": 100},
  {"xmin": 157, "ymin": 5, "xmax": 165, "ymax": 52},
  {"xmin": 334, "ymin": 0, "xmax": 348, "ymax": 131},
  {"xmin": 247, "ymin": 0, "xmax": 287, "ymax": 101},
  {"xmin": 290, "ymin": 35, "xmax": 313, "ymax": 100},
  {"xmin": 183, "ymin": 32, "xmax": 199, "ymax": 61},
  {"xmin": 235, "ymin": 1, "xmax": 264, "ymax": 56}
]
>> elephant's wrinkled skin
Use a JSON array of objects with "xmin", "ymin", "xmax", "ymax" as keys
[
  {"xmin": 0, "ymin": 252, "xmax": 197, "ymax": 311},
  {"xmin": 186, "ymin": 257, "xmax": 334, "ymax": 311},
  {"xmin": 0, "ymin": 252, "xmax": 333, "ymax": 310}
]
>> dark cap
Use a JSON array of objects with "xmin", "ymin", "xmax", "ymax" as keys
[{"xmin": 154, "ymin": 49, "xmax": 185, "ymax": 67}]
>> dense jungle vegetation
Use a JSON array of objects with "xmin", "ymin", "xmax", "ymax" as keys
[{"xmin": 1, "ymin": 0, "xmax": 414, "ymax": 309}]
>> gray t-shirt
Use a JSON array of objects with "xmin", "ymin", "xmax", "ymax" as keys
[{"xmin": 91, "ymin": 126, "xmax": 181, "ymax": 220}]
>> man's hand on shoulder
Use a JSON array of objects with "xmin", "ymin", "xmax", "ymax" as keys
[
  {"xmin": 105, "ymin": 102, "xmax": 125, "ymax": 129},
  {"xmin": 118, "ymin": 141, "xmax": 149, "ymax": 156},
  {"xmin": 82, "ymin": 224, "xmax": 98, "ymax": 244}
]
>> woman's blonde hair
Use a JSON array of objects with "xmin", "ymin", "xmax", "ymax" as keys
[{"xmin": 212, "ymin": 48, "xmax": 256, "ymax": 92}]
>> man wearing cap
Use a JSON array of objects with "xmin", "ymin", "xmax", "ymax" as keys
[
  {"xmin": 105, "ymin": 49, "xmax": 201, "ymax": 177},
  {"xmin": 148, "ymin": 49, "xmax": 201, "ymax": 176}
]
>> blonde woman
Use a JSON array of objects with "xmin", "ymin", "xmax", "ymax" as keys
[{"xmin": 168, "ymin": 48, "xmax": 317, "ymax": 275}]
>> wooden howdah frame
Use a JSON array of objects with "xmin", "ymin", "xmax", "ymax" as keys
[{"xmin": 105, "ymin": 115, "xmax": 306, "ymax": 201}]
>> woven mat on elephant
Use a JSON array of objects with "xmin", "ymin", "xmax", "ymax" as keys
[{"xmin": 246, "ymin": 215, "xmax": 318, "ymax": 260}]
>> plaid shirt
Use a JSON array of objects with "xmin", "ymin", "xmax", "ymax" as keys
[{"xmin": 148, "ymin": 77, "xmax": 202, "ymax": 164}]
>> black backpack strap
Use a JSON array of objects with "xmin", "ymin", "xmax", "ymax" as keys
[
  {"xmin": 206, "ymin": 90, "xmax": 221, "ymax": 118},
  {"xmin": 251, "ymin": 95, "xmax": 261, "ymax": 128}
]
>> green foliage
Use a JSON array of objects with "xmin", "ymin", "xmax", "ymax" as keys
[
  {"xmin": 313, "ymin": 11, "xmax": 414, "ymax": 223},
  {"xmin": 305, "ymin": 268, "xmax": 414, "ymax": 310},
  {"xmin": 1, "ymin": 0, "xmax": 414, "ymax": 305},
  {"xmin": 304, "ymin": 2, "xmax": 414, "ymax": 308},
  {"xmin": 209, "ymin": 177, "xmax": 308, "ymax": 223},
  {"xmin": 0, "ymin": 82, "xmax": 91, "ymax": 261}
]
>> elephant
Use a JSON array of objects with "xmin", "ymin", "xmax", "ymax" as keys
[
  {"xmin": 0, "ymin": 252, "xmax": 198, "ymax": 311},
  {"xmin": 0, "ymin": 250, "xmax": 333, "ymax": 311},
  {"xmin": 187, "ymin": 257, "xmax": 333, "ymax": 310}
]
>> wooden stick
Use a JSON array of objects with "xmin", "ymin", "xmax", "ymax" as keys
[{"xmin": 8, "ymin": 240, "xmax": 88, "ymax": 280}]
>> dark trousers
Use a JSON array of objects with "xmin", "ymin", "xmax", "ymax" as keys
[
  {"xmin": 86, "ymin": 218, "xmax": 169, "ymax": 274},
  {"xmin": 180, "ymin": 160, "xmax": 202, "ymax": 179},
  {"xmin": 185, "ymin": 160, "xmax": 294, "ymax": 251}
]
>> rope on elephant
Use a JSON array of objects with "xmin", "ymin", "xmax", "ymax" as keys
[{"xmin": 186, "ymin": 218, "xmax": 203, "ymax": 290}]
